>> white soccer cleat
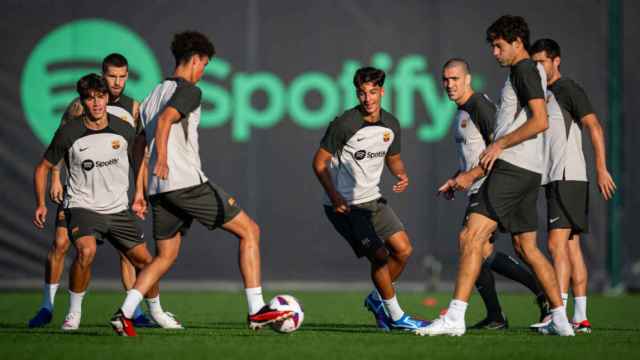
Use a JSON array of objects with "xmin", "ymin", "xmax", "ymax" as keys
[
  {"xmin": 539, "ymin": 321, "xmax": 575, "ymax": 336},
  {"xmin": 61, "ymin": 312, "xmax": 81, "ymax": 331},
  {"xmin": 530, "ymin": 314, "xmax": 552, "ymax": 329},
  {"xmin": 150, "ymin": 311, "xmax": 184, "ymax": 329},
  {"xmin": 415, "ymin": 316, "xmax": 465, "ymax": 337}
]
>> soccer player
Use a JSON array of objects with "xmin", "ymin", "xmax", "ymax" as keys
[
  {"xmin": 417, "ymin": 15, "xmax": 573, "ymax": 336},
  {"xmin": 312, "ymin": 66, "xmax": 426, "ymax": 331},
  {"xmin": 531, "ymin": 38, "xmax": 616, "ymax": 333},
  {"xmin": 28, "ymin": 53, "xmax": 160, "ymax": 329},
  {"xmin": 32, "ymin": 74, "xmax": 160, "ymax": 331},
  {"xmin": 438, "ymin": 58, "xmax": 550, "ymax": 330},
  {"xmin": 109, "ymin": 31, "xmax": 290, "ymax": 337}
]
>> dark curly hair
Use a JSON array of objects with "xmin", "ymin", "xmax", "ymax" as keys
[
  {"xmin": 530, "ymin": 38, "xmax": 561, "ymax": 59},
  {"xmin": 486, "ymin": 15, "xmax": 530, "ymax": 51},
  {"xmin": 171, "ymin": 31, "xmax": 216, "ymax": 66},
  {"xmin": 353, "ymin": 67, "xmax": 386, "ymax": 88},
  {"xmin": 76, "ymin": 73, "xmax": 108, "ymax": 99}
]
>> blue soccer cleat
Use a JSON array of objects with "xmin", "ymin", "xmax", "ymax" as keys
[
  {"xmin": 390, "ymin": 314, "xmax": 430, "ymax": 331},
  {"xmin": 364, "ymin": 292, "xmax": 391, "ymax": 331},
  {"xmin": 28, "ymin": 308, "xmax": 53, "ymax": 328},
  {"xmin": 132, "ymin": 313, "xmax": 159, "ymax": 328}
]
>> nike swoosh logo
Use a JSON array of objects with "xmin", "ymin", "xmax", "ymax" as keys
[
  {"xmin": 79, "ymin": 147, "xmax": 89, "ymax": 152},
  {"xmin": 469, "ymin": 202, "xmax": 479, "ymax": 207},
  {"xmin": 357, "ymin": 137, "xmax": 365, "ymax": 141},
  {"xmin": 550, "ymin": 217, "xmax": 560, "ymax": 223}
]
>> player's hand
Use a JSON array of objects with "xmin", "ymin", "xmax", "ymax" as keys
[
  {"xmin": 393, "ymin": 173, "xmax": 409, "ymax": 193},
  {"xmin": 453, "ymin": 171, "xmax": 474, "ymax": 191},
  {"xmin": 154, "ymin": 160, "xmax": 169, "ymax": 180},
  {"xmin": 437, "ymin": 179, "xmax": 456, "ymax": 200},
  {"xmin": 596, "ymin": 168, "xmax": 616, "ymax": 200},
  {"xmin": 480, "ymin": 141, "xmax": 504, "ymax": 171},
  {"xmin": 49, "ymin": 177, "xmax": 64, "ymax": 204},
  {"xmin": 331, "ymin": 194, "xmax": 350, "ymax": 214},
  {"xmin": 33, "ymin": 205, "xmax": 47, "ymax": 229},
  {"xmin": 132, "ymin": 192, "xmax": 147, "ymax": 220}
]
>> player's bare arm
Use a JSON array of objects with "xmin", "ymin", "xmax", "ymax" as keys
[
  {"xmin": 312, "ymin": 147, "xmax": 349, "ymax": 214},
  {"xmin": 385, "ymin": 154, "xmax": 408, "ymax": 193},
  {"xmin": 132, "ymin": 133, "xmax": 148, "ymax": 219},
  {"xmin": 153, "ymin": 106, "xmax": 182, "ymax": 180},
  {"xmin": 49, "ymin": 99, "xmax": 84, "ymax": 204},
  {"xmin": 480, "ymin": 98, "xmax": 548, "ymax": 170},
  {"xmin": 33, "ymin": 159, "xmax": 55, "ymax": 229},
  {"xmin": 582, "ymin": 113, "xmax": 616, "ymax": 200}
]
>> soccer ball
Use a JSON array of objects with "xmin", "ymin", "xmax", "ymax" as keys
[{"xmin": 268, "ymin": 294, "xmax": 304, "ymax": 333}]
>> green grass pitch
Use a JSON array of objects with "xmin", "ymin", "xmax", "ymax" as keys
[{"xmin": 1, "ymin": 291, "xmax": 638, "ymax": 359}]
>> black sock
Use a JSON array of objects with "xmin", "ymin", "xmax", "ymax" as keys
[
  {"xmin": 489, "ymin": 251, "xmax": 543, "ymax": 297},
  {"xmin": 475, "ymin": 260, "xmax": 503, "ymax": 320}
]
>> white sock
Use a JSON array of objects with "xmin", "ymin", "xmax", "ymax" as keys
[
  {"xmin": 245, "ymin": 287, "xmax": 266, "ymax": 315},
  {"xmin": 561, "ymin": 293, "xmax": 568, "ymax": 308},
  {"xmin": 68, "ymin": 290, "xmax": 85, "ymax": 314},
  {"xmin": 121, "ymin": 289, "xmax": 144, "ymax": 319},
  {"xmin": 445, "ymin": 299, "xmax": 468, "ymax": 324},
  {"xmin": 146, "ymin": 296, "xmax": 163, "ymax": 314},
  {"xmin": 41, "ymin": 283, "xmax": 59, "ymax": 311},
  {"xmin": 382, "ymin": 295, "xmax": 404, "ymax": 321},
  {"xmin": 551, "ymin": 306, "xmax": 569, "ymax": 326},
  {"xmin": 573, "ymin": 296, "xmax": 587, "ymax": 323}
]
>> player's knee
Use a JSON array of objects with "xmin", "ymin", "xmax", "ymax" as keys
[
  {"xmin": 77, "ymin": 246, "xmax": 96, "ymax": 267},
  {"xmin": 249, "ymin": 221, "xmax": 260, "ymax": 243},
  {"xmin": 458, "ymin": 230, "xmax": 483, "ymax": 255},
  {"xmin": 548, "ymin": 239, "xmax": 568, "ymax": 258},
  {"xmin": 394, "ymin": 243, "xmax": 412, "ymax": 261}
]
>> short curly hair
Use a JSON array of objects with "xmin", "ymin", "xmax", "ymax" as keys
[
  {"xmin": 486, "ymin": 15, "xmax": 530, "ymax": 51},
  {"xmin": 530, "ymin": 38, "xmax": 561, "ymax": 59},
  {"xmin": 171, "ymin": 31, "xmax": 216, "ymax": 66},
  {"xmin": 76, "ymin": 73, "xmax": 108, "ymax": 99},
  {"xmin": 353, "ymin": 67, "xmax": 386, "ymax": 88}
]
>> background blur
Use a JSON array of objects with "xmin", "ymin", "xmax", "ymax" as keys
[{"xmin": 1, "ymin": 0, "xmax": 638, "ymax": 292}]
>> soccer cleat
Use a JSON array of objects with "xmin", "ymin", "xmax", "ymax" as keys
[
  {"xmin": 61, "ymin": 312, "xmax": 81, "ymax": 331},
  {"xmin": 28, "ymin": 308, "xmax": 53, "ymax": 328},
  {"xmin": 530, "ymin": 314, "xmax": 552, "ymax": 329},
  {"xmin": 389, "ymin": 314, "xmax": 430, "ymax": 331},
  {"xmin": 364, "ymin": 293, "xmax": 391, "ymax": 331},
  {"xmin": 415, "ymin": 315, "xmax": 465, "ymax": 336},
  {"xmin": 110, "ymin": 310, "xmax": 137, "ymax": 337},
  {"xmin": 536, "ymin": 296, "xmax": 551, "ymax": 321},
  {"xmin": 572, "ymin": 320, "xmax": 592, "ymax": 334},
  {"xmin": 132, "ymin": 313, "xmax": 159, "ymax": 328},
  {"xmin": 469, "ymin": 315, "xmax": 509, "ymax": 330},
  {"xmin": 247, "ymin": 304, "xmax": 293, "ymax": 330},
  {"xmin": 539, "ymin": 321, "xmax": 575, "ymax": 336},
  {"xmin": 150, "ymin": 311, "xmax": 184, "ymax": 329}
]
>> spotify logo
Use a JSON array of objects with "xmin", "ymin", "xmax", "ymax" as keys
[{"xmin": 21, "ymin": 19, "xmax": 161, "ymax": 145}]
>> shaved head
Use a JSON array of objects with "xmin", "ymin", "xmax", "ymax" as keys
[{"xmin": 443, "ymin": 58, "xmax": 470, "ymax": 74}]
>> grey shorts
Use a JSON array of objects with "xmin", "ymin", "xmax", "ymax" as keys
[
  {"xmin": 149, "ymin": 182, "xmax": 242, "ymax": 240},
  {"xmin": 470, "ymin": 159, "xmax": 541, "ymax": 234},
  {"xmin": 65, "ymin": 208, "xmax": 144, "ymax": 251},
  {"xmin": 545, "ymin": 180, "xmax": 589, "ymax": 234},
  {"xmin": 324, "ymin": 197, "xmax": 405, "ymax": 258}
]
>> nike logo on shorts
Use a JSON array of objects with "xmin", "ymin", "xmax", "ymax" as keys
[
  {"xmin": 469, "ymin": 202, "xmax": 479, "ymax": 207},
  {"xmin": 357, "ymin": 137, "xmax": 365, "ymax": 142},
  {"xmin": 550, "ymin": 217, "xmax": 560, "ymax": 223},
  {"xmin": 79, "ymin": 147, "xmax": 89, "ymax": 152}
]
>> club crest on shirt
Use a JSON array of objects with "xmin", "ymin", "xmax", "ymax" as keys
[
  {"xmin": 461, "ymin": 119, "xmax": 468, "ymax": 128},
  {"xmin": 228, "ymin": 197, "xmax": 237, "ymax": 206},
  {"xmin": 383, "ymin": 132, "xmax": 391, "ymax": 142},
  {"xmin": 112, "ymin": 140, "xmax": 121, "ymax": 150}
]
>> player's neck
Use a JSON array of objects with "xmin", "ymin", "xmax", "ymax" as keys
[
  {"xmin": 83, "ymin": 114, "xmax": 108, "ymax": 130},
  {"xmin": 548, "ymin": 72, "xmax": 562, "ymax": 86},
  {"xmin": 361, "ymin": 108, "xmax": 381, "ymax": 123},
  {"xmin": 456, "ymin": 90, "xmax": 474, "ymax": 106},
  {"xmin": 511, "ymin": 51, "xmax": 530, "ymax": 66},
  {"xmin": 174, "ymin": 66, "xmax": 197, "ymax": 84}
]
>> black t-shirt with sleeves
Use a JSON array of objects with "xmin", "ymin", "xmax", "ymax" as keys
[
  {"xmin": 549, "ymin": 77, "xmax": 594, "ymax": 123},
  {"xmin": 510, "ymin": 58, "xmax": 546, "ymax": 107}
]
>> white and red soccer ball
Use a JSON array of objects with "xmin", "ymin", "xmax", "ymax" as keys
[{"xmin": 268, "ymin": 294, "xmax": 304, "ymax": 333}]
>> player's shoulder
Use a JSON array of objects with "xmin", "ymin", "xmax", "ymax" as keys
[
  {"xmin": 550, "ymin": 77, "xmax": 584, "ymax": 95},
  {"xmin": 332, "ymin": 106, "xmax": 362, "ymax": 126},
  {"xmin": 380, "ymin": 108, "xmax": 401, "ymax": 129},
  {"xmin": 462, "ymin": 93, "xmax": 495, "ymax": 113},
  {"xmin": 510, "ymin": 58, "xmax": 539, "ymax": 77},
  {"xmin": 108, "ymin": 114, "xmax": 136, "ymax": 136}
]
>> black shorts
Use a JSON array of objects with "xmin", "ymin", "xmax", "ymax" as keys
[
  {"xmin": 545, "ymin": 180, "xmax": 589, "ymax": 234},
  {"xmin": 470, "ymin": 159, "xmax": 541, "ymax": 234},
  {"xmin": 463, "ymin": 193, "xmax": 496, "ymax": 243},
  {"xmin": 65, "ymin": 208, "xmax": 144, "ymax": 251},
  {"xmin": 324, "ymin": 197, "xmax": 405, "ymax": 258},
  {"xmin": 150, "ymin": 182, "xmax": 242, "ymax": 240}
]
